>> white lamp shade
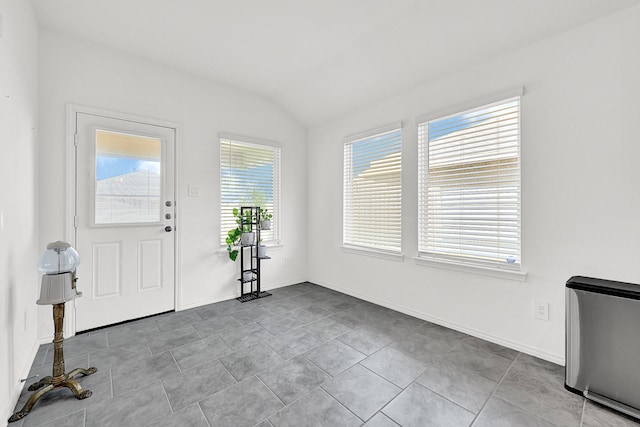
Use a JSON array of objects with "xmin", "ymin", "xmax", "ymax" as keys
[
  {"xmin": 38, "ymin": 241, "xmax": 80, "ymax": 274},
  {"xmin": 36, "ymin": 273, "xmax": 82, "ymax": 305}
]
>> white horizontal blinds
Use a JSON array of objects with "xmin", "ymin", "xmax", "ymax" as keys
[
  {"xmin": 418, "ymin": 97, "xmax": 521, "ymax": 268},
  {"xmin": 344, "ymin": 126, "xmax": 402, "ymax": 252},
  {"xmin": 220, "ymin": 138, "xmax": 280, "ymax": 245}
]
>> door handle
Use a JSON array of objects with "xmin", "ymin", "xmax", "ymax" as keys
[{"xmin": 165, "ymin": 226, "xmax": 172, "ymax": 232}]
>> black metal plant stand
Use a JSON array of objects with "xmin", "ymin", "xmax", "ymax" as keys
[{"xmin": 236, "ymin": 206, "xmax": 271, "ymax": 302}]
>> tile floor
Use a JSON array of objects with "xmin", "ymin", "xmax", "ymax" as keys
[{"xmin": 10, "ymin": 282, "xmax": 639, "ymax": 427}]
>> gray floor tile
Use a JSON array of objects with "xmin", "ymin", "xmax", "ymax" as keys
[
  {"xmin": 15, "ymin": 284, "xmax": 613, "ymax": 427},
  {"xmin": 363, "ymin": 413, "xmax": 401, "ymax": 427},
  {"xmin": 495, "ymin": 354, "xmax": 583, "ymax": 426},
  {"xmin": 337, "ymin": 327, "xmax": 393, "ymax": 355},
  {"xmin": 383, "ymin": 382, "xmax": 475, "ymax": 427},
  {"xmin": 220, "ymin": 342, "xmax": 285, "ymax": 381},
  {"xmin": 18, "ymin": 369, "xmax": 112, "ymax": 427},
  {"xmin": 105, "ymin": 326, "xmax": 150, "ymax": 348},
  {"xmin": 268, "ymin": 388, "xmax": 361, "ymax": 427},
  {"xmin": 413, "ymin": 322, "xmax": 467, "ymax": 342},
  {"xmin": 303, "ymin": 317, "xmax": 352, "ymax": 342},
  {"xmin": 288, "ymin": 305, "xmax": 332, "ymax": 324},
  {"xmin": 219, "ymin": 322, "xmax": 275, "ymax": 351},
  {"xmin": 146, "ymin": 324, "xmax": 201, "ymax": 354},
  {"xmin": 304, "ymin": 339, "xmax": 366, "ymax": 376},
  {"xmin": 199, "ymin": 376, "xmax": 284, "ymax": 427},
  {"xmin": 361, "ymin": 346, "xmax": 429, "ymax": 388},
  {"xmin": 462, "ymin": 336, "xmax": 519, "ymax": 361},
  {"xmin": 36, "ymin": 409, "xmax": 85, "ymax": 427},
  {"xmin": 416, "ymin": 359, "xmax": 497, "ymax": 413},
  {"xmin": 265, "ymin": 327, "xmax": 325, "ymax": 360},
  {"xmin": 85, "ymin": 381, "xmax": 171, "ymax": 427},
  {"xmin": 170, "ymin": 335, "xmax": 232, "ymax": 370},
  {"xmin": 110, "ymin": 350, "xmax": 179, "ymax": 396},
  {"xmin": 315, "ymin": 296, "xmax": 358, "ymax": 314},
  {"xmin": 443, "ymin": 342, "xmax": 512, "ymax": 382},
  {"xmin": 88, "ymin": 341, "xmax": 152, "ymax": 371},
  {"xmin": 191, "ymin": 315, "xmax": 242, "ymax": 337},
  {"xmin": 388, "ymin": 329, "xmax": 457, "ymax": 364},
  {"xmin": 231, "ymin": 306, "xmax": 278, "ymax": 325},
  {"xmin": 195, "ymin": 298, "xmax": 246, "ymax": 319},
  {"xmin": 154, "ymin": 404, "xmax": 210, "ymax": 427},
  {"xmin": 162, "ymin": 359, "xmax": 236, "ymax": 411},
  {"xmin": 581, "ymin": 401, "xmax": 640, "ymax": 427},
  {"xmin": 155, "ymin": 310, "xmax": 202, "ymax": 331},
  {"xmin": 322, "ymin": 364, "xmax": 401, "ymax": 421},
  {"xmin": 473, "ymin": 396, "xmax": 556, "ymax": 427},
  {"xmin": 258, "ymin": 356, "xmax": 330, "ymax": 404},
  {"xmin": 258, "ymin": 314, "xmax": 304, "ymax": 336}
]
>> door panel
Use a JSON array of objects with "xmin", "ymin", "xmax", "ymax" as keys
[{"xmin": 75, "ymin": 113, "xmax": 175, "ymax": 331}]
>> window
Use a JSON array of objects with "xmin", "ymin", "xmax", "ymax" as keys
[
  {"xmin": 418, "ymin": 96, "xmax": 521, "ymax": 269},
  {"xmin": 343, "ymin": 124, "xmax": 402, "ymax": 253},
  {"xmin": 220, "ymin": 136, "xmax": 280, "ymax": 245}
]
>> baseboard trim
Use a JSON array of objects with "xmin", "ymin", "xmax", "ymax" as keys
[
  {"xmin": 177, "ymin": 278, "xmax": 308, "ymax": 311},
  {"xmin": 4, "ymin": 338, "xmax": 40, "ymax": 425},
  {"xmin": 309, "ymin": 277, "xmax": 565, "ymax": 366}
]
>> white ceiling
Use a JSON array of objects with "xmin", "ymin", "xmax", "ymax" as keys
[{"xmin": 32, "ymin": 0, "xmax": 639, "ymax": 126}]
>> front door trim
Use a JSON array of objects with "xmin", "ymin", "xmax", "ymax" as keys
[{"xmin": 65, "ymin": 104, "xmax": 182, "ymax": 337}]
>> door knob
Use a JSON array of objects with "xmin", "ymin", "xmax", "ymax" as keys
[{"xmin": 165, "ymin": 226, "xmax": 172, "ymax": 232}]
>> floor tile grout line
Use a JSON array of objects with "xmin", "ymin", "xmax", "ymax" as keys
[
  {"xmin": 469, "ymin": 351, "xmax": 521, "ymax": 426},
  {"xmin": 158, "ymin": 379, "xmax": 176, "ymax": 414},
  {"xmin": 255, "ymin": 375, "xmax": 287, "ymax": 408},
  {"xmin": 196, "ymin": 401, "xmax": 212, "ymax": 427},
  {"xmin": 299, "ymin": 353, "xmax": 334, "ymax": 378},
  {"xmin": 319, "ymin": 386, "xmax": 367, "ymax": 424},
  {"xmin": 580, "ymin": 397, "xmax": 587, "ymax": 427}
]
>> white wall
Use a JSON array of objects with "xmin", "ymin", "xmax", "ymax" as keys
[
  {"xmin": 0, "ymin": 0, "xmax": 39, "ymax": 422},
  {"xmin": 307, "ymin": 6, "xmax": 640, "ymax": 364},
  {"xmin": 38, "ymin": 29, "xmax": 307, "ymax": 339}
]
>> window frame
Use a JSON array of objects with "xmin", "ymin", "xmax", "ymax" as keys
[
  {"xmin": 219, "ymin": 133, "xmax": 281, "ymax": 247},
  {"xmin": 342, "ymin": 122, "xmax": 403, "ymax": 256},
  {"xmin": 417, "ymin": 89, "xmax": 524, "ymax": 276}
]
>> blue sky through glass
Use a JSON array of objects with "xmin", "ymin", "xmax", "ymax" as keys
[{"xmin": 96, "ymin": 156, "xmax": 160, "ymax": 180}]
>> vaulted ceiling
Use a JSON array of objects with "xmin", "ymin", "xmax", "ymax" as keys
[{"xmin": 32, "ymin": 0, "xmax": 640, "ymax": 126}]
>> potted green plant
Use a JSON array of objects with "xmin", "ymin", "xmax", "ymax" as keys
[
  {"xmin": 259, "ymin": 208, "xmax": 272, "ymax": 230},
  {"xmin": 225, "ymin": 208, "xmax": 255, "ymax": 261}
]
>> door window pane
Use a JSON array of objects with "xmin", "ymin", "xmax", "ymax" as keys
[{"xmin": 95, "ymin": 130, "xmax": 161, "ymax": 224}]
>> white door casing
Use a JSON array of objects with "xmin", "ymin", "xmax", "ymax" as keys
[{"xmin": 72, "ymin": 111, "xmax": 177, "ymax": 332}]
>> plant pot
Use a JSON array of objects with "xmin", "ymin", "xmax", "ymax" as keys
[
  {"xmin": 242, "ymin": 271, "xmax": 254, "ymax": 281},
  {"xmin": 260, "ymin": 220, "xmax": 271, "ymax": 230},
  {"xmin": 258, "ymin": 245, "xmax": 267, "ymax": 258},
  {"xmin": 240, "ymin": 232, "xmax": 255, "ymax": 246}
]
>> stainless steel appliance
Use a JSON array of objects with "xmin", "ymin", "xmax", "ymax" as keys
[{"xmin": 566, "ymin": 276, "xmax": 640, "ymax": 419}]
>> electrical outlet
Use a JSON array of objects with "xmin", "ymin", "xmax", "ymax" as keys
[
  {"xmin": 534, "ymin": 301, "xmax": 549, "ymax": 321},
  {"xmin": 188, "ymin": 185, "xmax": 200, "ymax": 197},
  {"xmin": 285, "ymin": 256, "xmax": 291, "ymax": 267},
  {"xmin": 24, "ymin": 310, "xmax": 28, "ymax": 331}
]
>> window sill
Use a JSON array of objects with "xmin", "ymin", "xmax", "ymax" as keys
[
  {"xmin": 413, "ymin": 256, "xmax": 527, "ymax": 282},
  {"xmin": 217, "ymin": 243, "xmax": 283, "ymax": 257},
  {"xmin": 340, "ymin": 245, "xmax": 405, "ymax": 262}
]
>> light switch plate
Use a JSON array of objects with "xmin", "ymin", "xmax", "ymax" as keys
[{"xmin": 188, "ymin": 185, "xmax": 200, "ymax": 197}]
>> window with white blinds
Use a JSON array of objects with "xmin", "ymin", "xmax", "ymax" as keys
[
  {"xmin": 220, "ymin": 137, "xmax": 280, "ymax": 245},
  {"xmin": 343, "ymin": 124, "xmax": 402, "ymax": 253},
  {"xmin": 418, "ymin": 96, "xmax": 521, "ymax": 269}
]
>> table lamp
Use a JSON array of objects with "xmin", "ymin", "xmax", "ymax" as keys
[{"xmin": 9, "ymin": 241, "xmax": 97, "ymax": 423}]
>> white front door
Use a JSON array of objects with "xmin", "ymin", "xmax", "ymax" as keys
[{"xmin": 74, "ymin": 112, "xmax": 175, "ymax": 332}]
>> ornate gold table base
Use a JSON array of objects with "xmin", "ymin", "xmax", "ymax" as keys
[{"xmin": 9, "ymin": 303, "xmax": 97, "ymax": 423}]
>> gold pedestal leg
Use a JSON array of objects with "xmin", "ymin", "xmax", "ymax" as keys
[
  {"xmin": 67, "ymin": 367, "xmax": 97, "ymax": 379},
  {"xmin": 8, "ymin": 303, "xmax": 97, "ymax": 423},
  {"xmin": 28, "ymin": 376, "xmax": 53, "ymax": 391},
  {"xmin": 8, "ymin": 384, "xmax": 55, "ymax": 422}
]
